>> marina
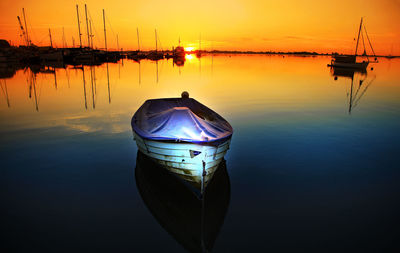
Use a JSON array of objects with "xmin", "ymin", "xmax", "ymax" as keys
[{"xmin": 1, "ymin": 0, "xmax": 400, "ymax": 252}]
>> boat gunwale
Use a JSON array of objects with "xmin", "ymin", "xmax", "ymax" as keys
[
  {"xmin": 131, "ymin": 97, "xmax": 233, "ymax": 146},
  {"xmin": 133, "ymin": 129, "xmax": 233, "ymax": 146}
]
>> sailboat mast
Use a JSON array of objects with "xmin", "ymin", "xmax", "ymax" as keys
[
  {"xmin": 22, "ymin": 8, "xmax": 30, "ymax": 46},
  {"xmin": 103, "ymin": 9, "xmax": 107, "ymax": 52},
  {"xmin": 106, "ymin": 63, "xmax": 111, "ymax": 103},
  {"xmin": 155, "ymin": 29, "xmax": 158, "ymax": 52},
  {"xmin": 117, "ymin": 34, "xmax": 119, "ymax": 52},
  {"xmin": 17, "ymin": 16, "xmax": 28, "ymax": 46},
  {"xmin": 62, "ymin": 27, "xmax": 67, "ymax": 48},
  {"xmin": 49, "ymin": 29, "xmax": 53, "ymax": 47},
  {"xmin": 137, "ymin": 27, "xmax": 140, "ymax": 51},
  {"xmin": 354, "ymin": 17, "xmax": 363, "ymax": 56},
  {"xmin": 76, "ymin": 5, "xmax": 82, "ymax": 48},
  {"xmin": 199, "ymin": 33, "xmax": 201, "ymax": 52},
  {"xmin": 89, "ymin": 20, "xmax": 93, "ymax": 49},
  {"xmin": 84, "ymin": 4, "xmax": 90, "ymax": 48}
]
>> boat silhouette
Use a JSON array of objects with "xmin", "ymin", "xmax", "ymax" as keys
[{"xmin": 328, "ymin": 18, "xmax": 377, "ymax": 70}]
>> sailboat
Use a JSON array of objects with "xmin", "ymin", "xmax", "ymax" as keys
[
  {"xmin": 128, "ymin": 28, "xmax": 147, "ymax": 62},
  {"xmin": 147, "ymin": 29, "xmax": 164, "ymax": 61},
  {"xmin": 329, "ymin": 18, "xmax": 377, "ymax": 70},
  {"xmin": 174, "ymin": 38, "xmax": 185, "ymax": 59}
]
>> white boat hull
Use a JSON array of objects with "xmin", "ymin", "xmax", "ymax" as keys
[{"xmin": 133, "ymin": 132, "xmax": 231, "ymax": 187}]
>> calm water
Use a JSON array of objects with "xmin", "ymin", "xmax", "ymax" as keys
[{"xmin": 1, "ymin": 55, "xmax": 399, "ymax": 252}]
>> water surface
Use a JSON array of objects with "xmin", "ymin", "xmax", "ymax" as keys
[{"xmin": 1, "ymin": 55, "xmax": 399, "ymax": 252}]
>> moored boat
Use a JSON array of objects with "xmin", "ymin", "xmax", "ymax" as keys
[
  {"xmin": 329, "ymin": 54, "xmax": 369, "ymax": 69},
  {"xmin": 131, "ymin": 92, "xmax": 233, "ymax": 191},
  {"xmin": 328, "ymin": 17, "xmax": 377, "ymax": 70},
  {"xmin": 173, "ymin": 38, "xmax": 185, "ymax": 59}
]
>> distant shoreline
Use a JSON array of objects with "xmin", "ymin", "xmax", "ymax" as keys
[{"xmin": 183, "ymin": 50, "xmax": 398, "ymax": 58}]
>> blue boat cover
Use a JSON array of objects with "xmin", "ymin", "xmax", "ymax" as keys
[{"xmin": 131, "ymin": 98, "xmax": 233, "ymax": 145}]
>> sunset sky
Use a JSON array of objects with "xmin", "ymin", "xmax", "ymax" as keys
[{"xmin": 0, "ymin": 0, "xmax": 399, "ymax": 55}]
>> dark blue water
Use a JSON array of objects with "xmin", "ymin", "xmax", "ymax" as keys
[{"xmin": 1, "ymin": 56, "xmax": 399, "ymax": 252}]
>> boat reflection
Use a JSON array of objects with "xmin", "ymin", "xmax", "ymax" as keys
[
  {"xmin": 173, "ymin": 56, "xmax": 185, "ymax": 67},
  {"xmin": 0, "ymin": 63, "xmax": 19, "ymax": 79},
  {"xmin": 135, "ymin": 151, "xmax": 230, "ymax": 253},
  {"xmin": 330, "ymin": 67, "xmax": 375, "ymax": 114}
]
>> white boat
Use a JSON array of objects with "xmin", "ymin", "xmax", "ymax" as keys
[{"xmin": 131, "ymin": 92, "xmax": 233, "ymax": 192}]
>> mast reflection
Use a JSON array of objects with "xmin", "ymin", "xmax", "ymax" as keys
[{"xmin": 330, "ymin": 67, "xmax": 375, "ymax": 114}]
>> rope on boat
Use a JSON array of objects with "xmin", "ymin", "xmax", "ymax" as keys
[{"xmin": 363, "ymin": 25, "xmax": 377, "ymax": 58}]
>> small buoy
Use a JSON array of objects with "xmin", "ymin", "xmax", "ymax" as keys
[{"xmin": 181, "ymin": 91, "xmax": 189, "ymax": 98}]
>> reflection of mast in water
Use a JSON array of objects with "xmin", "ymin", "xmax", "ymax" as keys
[
  {"xmin": 33, "ymin": 74, "xmax": 38, "ymax": 111},
  {"xmin": 138, "ymin": 61, "xmax": 141, "ymax": 84},
  {"xmin": 0, "ymin": 80, "xmax": 10, "ymax": 107},
  {"xmin": 211, "ymin": 41, "xmax": 214, "ymax": 76},
  {"xmin": 211, "ymin": 52, "xmax": 213, "ymax": 76},
  {"xmin": 118, "ymin": 57, "xmax": 121, "ymax": 79},
  {"xmin": 199, "ymin": 54, "xmax": 201, "ymax": 77},
  {"xmin": 81, "ymin": 66, "xmax": 88, "ymax": 109},
  {"xmin": 27, "ymin": 73, "xmax": 32, "ymax": 99},
  {"xmin": 90, "ymin": 66, "xmax": 96, "ymax": 109},
  {"xmin": 65, "ymin": 67, "xmax": 70, "ymax": 88},
  {"xmin": 330, "ymin": 67, "xmax": 375, "ymax": 114},
  {"xmin": 135, "ymin": 151, "xmax": 230, "ymax": 253},
  {"xmin": 106, "ymin": 62, "xmax": 111, "ymax": 104},
  {"xmin": 348, "ymin": 74, "xmax": 375, "ymax": 114},
  {"xmin": 93, "ymin": 66, "xmax": 97, "ymax": 94},
  {"xmin": 156, "ymin": 60, "xmax": 159, "ymax": 83},
  {"xmin": 53, "ymin": 68, "xmax": 57, "ymax": 90},
  {"xmin": 30, "ymin": 71, "xmax": 39, "ymax": 111}
]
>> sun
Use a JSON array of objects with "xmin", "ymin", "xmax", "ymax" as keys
[
  {"xmin": 185, "ymin": 54, "xmax": 194, "ymax": 60},
  {"xmin": 185, "ymin": 47, "xmax": 195, "ymax": 52}
]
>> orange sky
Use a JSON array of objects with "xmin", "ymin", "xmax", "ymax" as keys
[{"xmin": 0, "ymin": 0, "xmax": 399, "ymax": 55}]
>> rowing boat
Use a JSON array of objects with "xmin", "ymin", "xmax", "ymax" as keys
[{"xmin": 131, "ymin": 92, "xmax": 233, "ymax": 191}]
